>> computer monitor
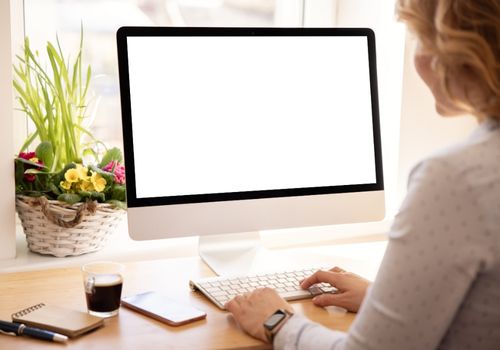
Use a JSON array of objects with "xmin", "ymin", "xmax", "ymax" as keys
[{"xmin": 117, "ymin": 27, "xmax": 384, "ymax": 276}]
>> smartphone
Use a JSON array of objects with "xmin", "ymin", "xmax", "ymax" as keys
[{"xmin": 121, "ymin": 291, "xmax": 207, "ymax": 326}]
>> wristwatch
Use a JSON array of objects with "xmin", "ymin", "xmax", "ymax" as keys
[{"xmin": 263, "ymin": 309, "xmax": 294, "ymax": 343}]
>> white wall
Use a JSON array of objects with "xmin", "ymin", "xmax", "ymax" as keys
[
  {"xmin": 303, "ymin": 0, "xmax": 337, "ymax": 26},
  {"xmin": 274, "ymin": 0, "xmax": 304, "ymax": 26},
  {"xmin": 335, "ymin": 0, "xmax": 406, "ymax": 217},
  {"xmin": 11, "ymin": 0, "xmax": 27, "ymax": 152},
  {"xmin": 0, "ymin": 0, "xmax": 16, "ymax": 260}
]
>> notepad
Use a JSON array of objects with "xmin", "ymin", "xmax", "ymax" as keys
[{"xmin": 11, "ymin": 303, "xmax": 104, "ymax": 337}]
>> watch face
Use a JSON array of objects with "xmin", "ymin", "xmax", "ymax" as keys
[{"xmin": 264, "ymin": 310, "xmax": 287, "ymax": 330}]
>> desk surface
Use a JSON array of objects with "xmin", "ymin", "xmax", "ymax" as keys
[{"xmin": 0, "ymin": 256, "xmax": 355, "ymax": 350}]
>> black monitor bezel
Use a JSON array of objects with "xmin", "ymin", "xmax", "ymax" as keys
[{"xmin": 117, "ymin": 27, "xmax": 384, "ymax": 208}]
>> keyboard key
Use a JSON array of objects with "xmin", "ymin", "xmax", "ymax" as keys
[
  {"xmin": 309, "ymin": 286, "xmax": 323, "ymax": 297},
  {"xmin": 320, "ymin": 286, "xmax": 338, "ymax": 293},
  {"xmin": 205, "ymin": 287, "xmax": 221, "ymax": 293},
  {"xmin": 280, "ymin": 289, "xmax": 312, "ymax": 300}
]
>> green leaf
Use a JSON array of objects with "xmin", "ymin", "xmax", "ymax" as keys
[
  {"xmin": 17, "ymin": 131, "xmax": 39, "ymax": 154},
  {"xmin": 77, "ymin": 190, "xmax": 92, "ymax": 199},
  {"xmin": 14, "ymin": 159, "xmax": 26, "ymax": 185},
  {"xmin": 82, "ymin": 147, "xmax": 98, "ymax": 164},
  {"xmin": 99, "ymin": 147, "xmax": 123, "ymax": 168},
  {"xmin": 24, "ymin": 168, "xmax": 48, "ymax": 175},
  {"xmin": 110, "ymin": 185, "xmax": 126, "ymax": 202},
  {"xmin": 13, "ymin": 33, "xmax": 101, "ymax": 173},
  {"xmin": 21, "ymin": 191, "xmax": 45, "ymax": 198},
  {"xmin": 90, "ymin": 191, "xmax": 105, "ymax": 202},
  {"xmin": 78, "ymin": 190, "xmax": 104, "ymax": 202},
  {"xmin": 49, "ymin": 182, "xmax": 61, "ymax": 195},
  {"xmin": 57, "ymin": 193, "xmax": 81, "ymax": 205},
  {"xmin": 15, "ymin": 157, "xmax": 48, "ymax": 170},
  {"xmin": 35, "ymin": 141, "xmax": 54, "ymax": 169}
]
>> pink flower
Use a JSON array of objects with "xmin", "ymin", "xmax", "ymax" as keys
[
  {"xmin": 19, "ymin": 152, "xmax": 36, "ymax": 161},
  {"xmin": 24, "ymin": 174, "xmax": 36, "ymax": 182},
  {"xmin": 102, "ymin": 161, "xmax": 126, "ymax": 185},
  {"xmin": 17, "ymin": 151, "xmax": 44, "ymax": 183}
]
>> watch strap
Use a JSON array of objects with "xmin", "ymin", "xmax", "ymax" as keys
[{"xmin": 264, "ymin": 309, "xmax": 294, "ymax": 343}]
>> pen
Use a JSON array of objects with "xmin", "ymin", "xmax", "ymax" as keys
[{"xmin": 0, "ymin": 320, "xmax": 68, "ymax": 343}]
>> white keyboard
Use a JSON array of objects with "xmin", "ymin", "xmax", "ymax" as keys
[{"xmin": 190, "ymin": 267, "xmax": 338, "ymax": 310}]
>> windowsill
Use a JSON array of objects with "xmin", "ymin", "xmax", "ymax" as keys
[{"xmin": 0, "ymin": 215, "xmax": 391, "ymax": 275}]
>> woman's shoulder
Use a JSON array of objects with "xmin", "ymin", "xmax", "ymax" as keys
[
  {"xmin": 410, "ymin": 121, "xmax": 500, "ymax": 187},
  {"xmin": 400, "ymin": 124, "xmax": 500, "ymax": 272}
]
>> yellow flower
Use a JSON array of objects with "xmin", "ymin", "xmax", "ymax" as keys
[
  {"xmin": 29, "ymin": 157, "xmax": 39, "ymax": 163},
  {"xmin": 76, "ymin": 164, "xmax": 89, "ymax": 180},
  {"xmin": 60, "ymin": 181, "xmax": 72, "ymax": 191},
  {"xmin": 90, "ymin": 171, "xmax": 106, "ymax": 192},
  {"xmin": 64, "ymin": 168, "xmax": 80, "ymax": 183},
  {"xmin": 79, "ymin": 180, "xmax": 94, "ymax": 192}
]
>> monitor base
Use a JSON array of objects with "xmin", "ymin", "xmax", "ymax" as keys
[{"xmin": 199, "ymin": 231, "xmax": 264, "ymax": 277}]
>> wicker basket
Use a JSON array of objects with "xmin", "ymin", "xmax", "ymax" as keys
[{"xmin": 16, "ymin": 195, "xmax": 125, "ymax": 257}]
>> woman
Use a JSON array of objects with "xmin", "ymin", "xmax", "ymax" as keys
[{"xmin": 225, "ymin": 0, "xmax": 500, "ymax": 349}]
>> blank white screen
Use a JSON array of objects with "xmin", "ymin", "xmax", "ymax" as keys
[{"xmin": 127, "ymin": 36, "xmax": 376, "ymax": 198}]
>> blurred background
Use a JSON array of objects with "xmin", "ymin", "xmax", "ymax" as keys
[
  {"xmin": 17, "ymin": 0, "xmax": 408, "ymax": 214},
  {"xmin": 23, "ymin": 0, "xmax": 293, "ymax": 148}
]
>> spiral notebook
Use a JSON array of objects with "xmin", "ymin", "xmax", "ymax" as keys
[{"xmin": 11, "ymin": 303, "xmax": 104, "ymax": 337}]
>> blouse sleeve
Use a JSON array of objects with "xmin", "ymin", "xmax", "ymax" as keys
[{"xmin": 274, "ymin": 158, "xmax": 493, "ymax": 350}]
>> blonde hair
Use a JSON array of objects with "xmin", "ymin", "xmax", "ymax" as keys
[{"xmin": 396, "ymin": 0, "xmax": 500, "ymax": 120}]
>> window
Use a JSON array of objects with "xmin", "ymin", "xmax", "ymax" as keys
[
  {"xmin": 15, "ymin": 0, "xmax": 405, "ymax": 224},
  {"xmin": 332, "ymin": 0, "xmax": 406, "ymax": 216},
  {"xmin": 21, "ymin": 0, "xmax": 297, "ymax": 150}
]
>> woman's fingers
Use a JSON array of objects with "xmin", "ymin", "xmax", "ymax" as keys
[
  {"xmin": 300, "ymin": 270, "xmax": 341, "ymax": 289},
  {"xmin": 312, "ymin": 292, "xmax": 355, "ymax": 312},
  {"xmin": 298, "ymin": 266, "xmax": 346, "ymax": 285},
  {"xmin": 225, "ymin": 296, "xmax": 242, "ymax": 313},
  {"xmin": 299, "ymin": 267, "xmax": 370, "ymax": 312},
  {"xmin": 312, "ymin": 292, "xmax": 360, "ymax": 312},
  {"xmin": 312, "ymin": 293, "xmax": 345, "ymax": 307}
]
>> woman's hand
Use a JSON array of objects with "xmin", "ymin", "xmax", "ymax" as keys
[
  {"xmin": 300, "ymin": 266, "xmax": 371, "ymax": 312},
  {"xmin": 225, "ymin": 287, "xmax": 293, "ymax": 343}
]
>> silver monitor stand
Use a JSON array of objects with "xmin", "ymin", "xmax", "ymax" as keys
[{"xmin": 199, "ymin": 231, "xmax": 263, "ymax": 276}]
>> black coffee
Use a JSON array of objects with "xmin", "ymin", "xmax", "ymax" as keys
[{"xmin": 85, "ymin": 274, "xmax": 123, "ymax": 313}]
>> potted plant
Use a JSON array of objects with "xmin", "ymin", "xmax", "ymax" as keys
[{"xmin": 13, "ymin": 32, "xmax": 126, "ymax": 257}]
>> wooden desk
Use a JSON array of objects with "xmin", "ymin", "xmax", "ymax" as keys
[{"xmin": 0, "ymin": 257, "xmax": 355, "ymax": 349}]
